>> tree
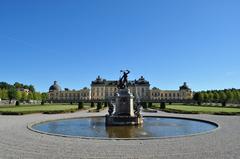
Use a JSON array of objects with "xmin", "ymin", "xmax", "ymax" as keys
[
  {"xmin": 0, "ymin": 89, "xmax": 3, "ymax": 99},
  {"xmin": 0, "ymin": 82, "xmax": 11, "ymax": 90},
  {"xmin": 14, "ymin": 82, "xmax": 23, "ymax": 89},
  {"xmin": 33, "ymin": 92, "xmax": 42, "ymax": 101},
  {"xmin": 8, "ymin": 88, "xmax": 15, "ymax": 99},
  {"xmin": 15, "ymin": 91, "xmax": 22, "ymax": 101},
  {"xmin": 1, "ymin": 89, "xmax": 8, "ymax": 99},
  {"xmin": 41, "ymin": 93, "xmax": 48, "ymax": 105},
  {"xmin": 193, "ymin": 92, "xmax": 204, "ymax": 105},
  {"xmin": 29, "ymin": 85, "xmax": 35, "ymax": 93},
  {"xmin": 23, "ymin": 85, "xmax": 29, "ymax": 89},
  {"xmin": 236, "ymin": 91, "xmax": 240, "ymax": 103},
  {"xmin": 203, "ymin": 92, "xmax": 209, "ymax": 103},
  {"xmin": 8, "ymin": 87, "xmax": 16, "ymax": 103},
  {"xmin": 226, "ymin": 91, "xmax": 234, "ymax": 103},
  {"xmin": 27, "ymin": 92, "xmax": 34, "ymax": 101},
  {"xmin": 21, "ymin": 92, "xmax": 28, "ymax": 101},
  {"xmin": 219, "ymin": 92, "xmax": 227, "ymax": 106},
  {"xmin": 41, "ymin": 93, "xmax": 48, "ymax": 102},
  {"xmin": 208, "ymin": 92, "xmax": 214, "ymax": 103},
  {"xmin": 213, "ymin": 92, "xmax": 220, "ymax": 103},
  {"xmin": 232, "ymin": 90, "xmax": 239, "ymax": 103}
]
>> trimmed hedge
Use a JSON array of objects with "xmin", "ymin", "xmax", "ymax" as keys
[
  {"xmin": 160, "ymin": 102, "xmax": 166, "ymax": 109},
  {"xmin": 43, "ymin": 109, "xmax": 77, "ymax": 114},
  {"xmin": 78, "ymin": 102, "xmax": 84, "ymax": 109},
  {"xmin": 0, "ymin": 108, "xmax": 78, "ymax": 115},
  {"xmin": 90, "ymin": 102, "xmax": 95, "ymax": 108},
  {"xmin": 97, "ymin": 102, "xmax": 102, "ymax": 110}
]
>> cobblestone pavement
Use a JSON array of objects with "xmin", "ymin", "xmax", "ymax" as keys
[{"xmin": 0, "ymin": 110, "xmax": 240, "ymax": 159}]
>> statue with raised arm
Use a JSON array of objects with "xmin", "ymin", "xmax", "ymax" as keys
[
  {"xmin": 118, "ymin": 70, "xmax": 130, "ymax": 89},
  {"xmin": 105, "ymin": 70, "xmax": 143, "ymax": 126}
]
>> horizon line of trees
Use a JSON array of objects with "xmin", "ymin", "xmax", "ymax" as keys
[
  {"xmin": 0, "ymin": 81, "xmax": 48, "ymax": 104},
  {"xmin": 193, "ymin": 88, "xmax": 240, "ymax": 106}
]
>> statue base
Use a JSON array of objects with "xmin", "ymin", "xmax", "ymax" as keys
[{"xmin": 105, "ymin": 115, "xmax": 143, "ymax": 126}]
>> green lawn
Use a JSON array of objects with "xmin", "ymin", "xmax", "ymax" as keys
[
  {"xmin": 152, "ymin": 104, "xmax": 240, "ymax": 115},
  {"xmin": 0, "ymin": 104, "xmax": 79, "ymax": 115},
  {"xmin": 167, "ymin": 104, "xmax": 240, "ymax": 113}
]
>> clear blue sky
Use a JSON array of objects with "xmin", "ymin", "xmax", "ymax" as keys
[{"xmin": 0, "ymin": 0, "xmax": 239, "ymax": 92}]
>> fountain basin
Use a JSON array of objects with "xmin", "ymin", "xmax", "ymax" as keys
[{"xmin": 29, "ymin": 116, "xmax": 218, "ymax": 139}]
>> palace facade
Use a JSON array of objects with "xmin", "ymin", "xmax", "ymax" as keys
[
  {"xmin": 48, "ymin": 77, "xmax": 193, "ymax": 102},
  {"xmin": 91, "ymin": 76, "xmax": 150, "ymax": 100},
  {"xmin": 48, "ymin": 81, "xmax": 91, "ymax": 101}
]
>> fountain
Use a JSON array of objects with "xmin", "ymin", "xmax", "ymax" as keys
[
  {"xmin": 105, "ymin": 70, "xmax": 143, "ymax": 126},
  {"xmin": 29, "ymin": 70, "xmax": 218, "ymax": 139}
]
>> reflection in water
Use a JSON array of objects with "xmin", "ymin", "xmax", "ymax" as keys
[
  {"xmin": 33, "ymin": 117, "xmax": 217, "ymax": 138},
  {"xmin": 106, "ymin": 125, "xmax": 143, "ymax": 138}
]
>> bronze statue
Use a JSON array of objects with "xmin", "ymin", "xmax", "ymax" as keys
[
  {"xmin": 118, "ymin": 70, "xmax": 130, "ymax": 89},
  {"xmin": 134, "ymin": 97, "xmax": 142, "ymax": 117},
  {"xmin": 108, "ymin": 101, "xmax": 114, "ymax": 116}
]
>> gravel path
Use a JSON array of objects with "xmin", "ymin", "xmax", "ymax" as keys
[{"xmin": 0, "ymin": 110, "xmax": 240, "ymax": 159}]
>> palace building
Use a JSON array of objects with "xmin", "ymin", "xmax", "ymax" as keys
[
  {"xmin": 150, "ymin": 82, "xmax": 193, "ymax": 100},
  {"xmin": 48, "ymin": 81, "xmax": 91, "ymax": 102},
  {"xmin": 48, "ymin": 77, "xmax": 193, "ymax": 102},
  {"xmin": 91, "ymin": 76, "xmax": 150, "ymax": 100}
]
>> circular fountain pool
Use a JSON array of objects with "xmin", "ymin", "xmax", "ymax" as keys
[{"xmin": 30, "ymin": 116, "xmax": 218, "ymax": 139}]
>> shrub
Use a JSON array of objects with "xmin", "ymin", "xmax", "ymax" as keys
[
  {"xmin": 160, "ymin": 102, "xmax": 166, "ymax": 109},
  {"xmin": 78, "ymin": 102, "xmax": 84, "ymax": 109},
  {"xmin": 15, "ymin": 101, "xmax": 20, "ymax": 106},
  {"xmin": 41, "ymin": 101, "xmax": 45, "ymax": 105},
  {"xmin": 43, "ymin": 109, "xmax": 77, "ymax": 114},
  {"xmin": 141, "ymin": 102, "xmax": 147, "ymax": 109},
  {"xmin": 104, "ymin": 102, "xmax": 108, "ymax": 107},
  {"xmin": 97, "ymin": 102, "xmax": 102, "ymax": 110},
  {"xmin": 148, "ymin": 102, "xmax": 152, "ymax": 108},
  {"xmin": 222, "ymin": 102, "xmax": 226, "ymax": 107},
  {"xmin": 91, "ymin": 102, "xmax": 95, "ymax": 108}
]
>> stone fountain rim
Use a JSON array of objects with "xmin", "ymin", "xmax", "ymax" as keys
[{"xmin": 27, "ymin": 115, "xmax": 219, "ymax": 140}]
